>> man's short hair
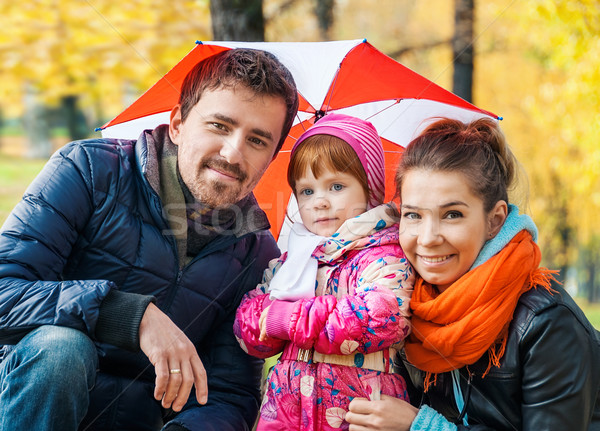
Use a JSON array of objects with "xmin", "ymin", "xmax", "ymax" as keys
[{"xmin": 178, "ymin": 48, "xmax": 299, "ymax": 154}]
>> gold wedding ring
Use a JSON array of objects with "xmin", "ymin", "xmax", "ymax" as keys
[{"xmin": 169, "ymin": 368, "xmax": 182, "ymax": 374}]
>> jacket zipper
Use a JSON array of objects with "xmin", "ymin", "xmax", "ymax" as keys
[{"xmin": 456, "ymin": 370, "xmax": 473, "ymax": 425}]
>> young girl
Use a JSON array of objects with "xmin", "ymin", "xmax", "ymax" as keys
[{"xmin": 234, "ymin": 113, "xmax": 414, "ymax": 430}]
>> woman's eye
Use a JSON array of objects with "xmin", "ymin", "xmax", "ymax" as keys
[
  {"xmin": 445, "ymin": 210, "xmax": 463, "ymax": 219},
  {"xmin": 332, "ymin": 184, "xmax": 344, "ymax": 191},
  {"xmin": 402, "ymin": 212, "xmax": 420, "ymax": 220}
]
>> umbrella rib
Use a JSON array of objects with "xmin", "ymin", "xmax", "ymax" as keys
[
  {"xmin": 363, "ymin": 99, "xmax": 402, "ymax": 122},
  {"xmin": 296, "ymin": 112, "xmax": 308, "ymax": 134},
  {"xmin": 323, "ymin": 64, "xmax": 342, "ymax": 115}
]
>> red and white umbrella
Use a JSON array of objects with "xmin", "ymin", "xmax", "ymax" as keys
[{"xmin": 100, "ymin": 39, "xmax": 499, "ymax": 246}]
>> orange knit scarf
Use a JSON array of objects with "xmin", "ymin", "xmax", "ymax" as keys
[{"xmin": 404, "ymin": 230, "xmax": 556, "ymax": 389}]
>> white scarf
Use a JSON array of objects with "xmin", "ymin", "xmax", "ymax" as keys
[{"xmin": 267, "ymin": 222, "xmax": 326, "ymax": 301}]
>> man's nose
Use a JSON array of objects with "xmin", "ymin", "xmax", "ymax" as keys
[{"xmin": 219, "ymin": 134, "xmax": 244, "ymax": 164}]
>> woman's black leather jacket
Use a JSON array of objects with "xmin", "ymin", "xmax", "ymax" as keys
[{"xmin": 399, "ymin": 284, "xmax": 600, "ymax": 430}]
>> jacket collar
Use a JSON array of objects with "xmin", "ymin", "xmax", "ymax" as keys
[{"xmin": 135, "ymin": 125, "xmax": 271, "ymax": 239}]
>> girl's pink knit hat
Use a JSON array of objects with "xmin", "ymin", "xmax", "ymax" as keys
[{"xmin": 291, "ymin": 113, "xmax": 385, "ymax": 208}]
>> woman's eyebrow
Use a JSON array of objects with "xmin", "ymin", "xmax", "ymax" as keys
[
  {"xmin": 440, "ymin": 201, "xmax": 469, "ymax": 208},
  {"xmin": 400, "ymin": 204, "xmax": 419, "ymax": 210},
  {"xmin": 400, "ymin": 201, "xmax": 469, "ymax": 210}
]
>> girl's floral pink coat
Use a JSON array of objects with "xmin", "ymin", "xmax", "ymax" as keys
[{"xmin": 234, "ymin": 205, "xmax": 414, "ymax": 430}]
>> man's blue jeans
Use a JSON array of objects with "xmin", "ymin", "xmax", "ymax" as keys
[{"xmin": 0, "ymin": 325, "xmax": 97, "ymax": 431}]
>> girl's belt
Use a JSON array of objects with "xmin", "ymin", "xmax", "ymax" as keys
[{"xmin": 279, "ymin": 343, "xmax": 395, "ymax": 373}]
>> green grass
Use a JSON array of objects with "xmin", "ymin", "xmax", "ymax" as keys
[
  {"xmin": 263, "ymin": 356, "xmax": 278, "ymax": 380},
  {"xmin": 576, "ymin": 298, "xmax": 600, "ymax": 329},
  {"xmin": 0, "ymin": 154, "xmax": 46, "ymax": 223}
]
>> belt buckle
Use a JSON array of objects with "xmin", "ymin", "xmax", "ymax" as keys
[{"xmin": 297, "ymin": 348, "xmax": 313, "ymax": 362}]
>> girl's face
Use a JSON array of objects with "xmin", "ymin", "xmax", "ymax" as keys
[
  {"xmin": 295, "ymin": 165, "xmax": 368, "ymax": 237},
  {"xmin": 398, "ymin": 169, "xmax": 506, "ymax": 293}
]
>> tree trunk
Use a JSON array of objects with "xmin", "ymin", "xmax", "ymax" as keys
[
  {"xmin": 314, "ymin": 0, "xmax": 335, "ymax": 40},
  {"xmin": 0, "ymin": 106, "xmax": 4, "ymax": 150},
  {"xmin": 582, "ymin": 237, "xmax": 600, "ymax": 303},
  {"xmin": 61, "ymin": 95, "xmax": 90, "ymax": 141},
  {"xmin": 22, "ymin": 83, "xmax": 52, "ymax": 159},
  {"xmin": 587, "ymin": 262, "xmax": 596, "ymax": 303},
  {"xmin": 453, "ymin": 0, "xmax": 474, "ymax": 102},
  {"xmin": 551, "ymin": 212, "xmax": 572, "ymax": 290},
  {"xmin": 210, "ymin": 0, "xmax": 264, "ymax": 41}
]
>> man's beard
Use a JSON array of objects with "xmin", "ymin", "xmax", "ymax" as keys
[{"xmin": 187, "ymin": 158, "xmax": 250, "ymax": 208}]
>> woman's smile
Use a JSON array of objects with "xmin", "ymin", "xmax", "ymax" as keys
[{"xmin": 418, "ymin": 254, "xmax": 453, "ymax": 264}]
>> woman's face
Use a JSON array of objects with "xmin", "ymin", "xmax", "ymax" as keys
[{"xmin": 398, "ymin": 169, "xmax": 505, "ymax": 293}]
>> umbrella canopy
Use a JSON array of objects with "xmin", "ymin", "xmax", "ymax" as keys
[{"xmin": 100, "ymin": 39, "xmax": 499, "ymax": 247}]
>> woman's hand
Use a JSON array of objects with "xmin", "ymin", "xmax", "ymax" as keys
[
  {"xmin": 139, "ymin": 303, "xmax": 208, "ymax": 411},
  {"xmin": 346, "ymin": 394, "xmax": 419, "ymax": 431},
  {"xmin": 258, "ymin": 304, "xmax": 271, "ymax": 341}
]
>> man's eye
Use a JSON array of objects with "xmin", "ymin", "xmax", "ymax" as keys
[
  {"xmin": 249, "ymin": 137, "xmax": 267, "ymax": 147},
  {"xmin": 211, "ymin": 122, "xmax": 226, "ymax": 130}
]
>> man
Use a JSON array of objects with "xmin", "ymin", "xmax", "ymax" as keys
[{"xmin": 0, "ymin": 48, "xmax": 298, "ymax": 430}]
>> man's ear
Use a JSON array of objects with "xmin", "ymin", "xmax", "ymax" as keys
[
  {"xmin": 488, "ymin": 200, "xmax": 508, "ymax": 239},
  {"xmin": 169, "ymin": 104, "xmax": 183, "ymax": 145}
]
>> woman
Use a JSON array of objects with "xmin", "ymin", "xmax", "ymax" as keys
[{"xmin": 345, "ymin": 118, "xmax": 600, "ymax": 430}]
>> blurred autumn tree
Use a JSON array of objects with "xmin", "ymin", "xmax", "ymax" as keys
[
  {"xmin": 453, "ymin": 0, "xmax": 474, "ymax": 102},
  {"xmin": 474, "ymin": 0, "xmax": 600, "ymax": 298},
  {"xmin": 210, "ymin": 0, "xmax": 264, "ymax": 41},
  {"xmin": 1, "ymin": 0, "xmax": 598, "ymax": 298},
  {"xmin": 0, "ymin": 0, "xmax": 211, "ymax": 149},
  {"xmin": 314, "ymin": 0, "xmax": 335, "ymax": 40}
]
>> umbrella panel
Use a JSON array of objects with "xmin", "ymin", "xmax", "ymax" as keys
[{"xmin": 99, "ymin": 40, "xmax": 498, "ymax": 243}]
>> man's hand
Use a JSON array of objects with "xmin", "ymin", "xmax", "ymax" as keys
[
  {"xmin": 345, "ymin": 395, "xmax": 418, "ymax": 431},
  {"xmin": 139, "ymin": 303, "xmax": 208, "ymax": 411}
]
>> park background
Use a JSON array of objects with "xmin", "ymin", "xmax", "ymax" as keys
[{"xmin": 0, "ymin": 0, "xmax": 599, "ymax": 326}]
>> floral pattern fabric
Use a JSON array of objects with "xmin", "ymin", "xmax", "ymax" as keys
[
  {"xmin": 258, "ymin": 361, "xmax": 409, "ymax": 430},
  {"xmin": 234, "ymin": 205, "xmax": 414, "ymax": 430}
]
